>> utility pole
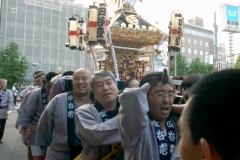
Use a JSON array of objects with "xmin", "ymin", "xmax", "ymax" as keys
[
  {"xmin": 174, "ymin": 52, "xmax": 177, "ymax": 76},
  {"xmin": 228, "ymin": 32, "xmax": 234, "ymax": 68},
  {"xmin": 213, "ymin": 12, "xmax": 218, "ymax": 70}
]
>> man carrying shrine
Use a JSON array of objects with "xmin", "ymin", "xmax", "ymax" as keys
[
  {"xmin": 37, "ymin": 68, "xmax": 93, "ymax": 160},
  {"xmin": 118, "ymin": 69, "xmax": 180, "ymax": 160}
]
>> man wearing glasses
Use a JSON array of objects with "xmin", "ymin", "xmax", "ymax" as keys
[{"xmin": 118, "ymin": 69, "xmax": 180, "ymax": 160}]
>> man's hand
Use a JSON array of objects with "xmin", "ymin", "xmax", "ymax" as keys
[
  {"xmin": 23, "ymin": 128, "xmax": 29, "ymax": 146},
  {"xmin": 15, "ymin": 124, "xmax": 19, "ymax": 129}
]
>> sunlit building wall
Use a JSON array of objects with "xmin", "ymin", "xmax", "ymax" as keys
[{"xmin": 0, "ymin": 0, "xmax": 94, "ymax": 83}]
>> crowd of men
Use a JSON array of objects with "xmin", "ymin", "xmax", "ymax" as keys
[{"xmin": 0, "ymin": 68, "xmax": 239, "ymax": 160}]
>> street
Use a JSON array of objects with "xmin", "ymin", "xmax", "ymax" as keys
[{"xmin": 0, "ymin": 102, "xmax": 27, "ymax": 160}]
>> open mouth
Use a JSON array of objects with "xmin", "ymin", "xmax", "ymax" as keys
[
  {"xmin": 161, "ymin": 107, "xmax": 170, "ymax": 115},
  {"xmin": 103, "ymin": 93, "xmax": 112, "ymax": 97},
  {"xmin": 77, "ymin": 86, "xmax": 85, "ymax": 89}
]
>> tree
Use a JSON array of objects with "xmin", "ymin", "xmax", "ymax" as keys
[
  {"xmin": 170, "ymin": 52, "xmax": 188, "ymax": 76},
  {"xmin": 234, "ymin": 55, "xmax": 240, "ymax": 69},
  {"xmin": 0, "ymin": 42, "xmax": 28, "ymax": 88},
  {"xmin": 187, "ymin": 57, "xmax": 214, "ymax": 76}
]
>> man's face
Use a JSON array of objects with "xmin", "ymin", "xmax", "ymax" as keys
[
  {"xmin": 128, "ymin": 79, "xmax": 139, "ymax": 88},
  {"xmin": 45, "ymin": 81, "xmax": 53, "ymax": 95},
  {"xmin": 147, "ymin": 84, "xmax": 174, "ymax": 121},
  {"xmin": 178, "ymin": 110, "xmax": 202, "ymax": 160},
  {"xmin": 35, "ymin": 76, "xmax": 45, "ymax": 87},
  {"xmin": 0, "ymin": 80, "xmax": 7, "ymax": 89},
  {"xmin": 93, "ymin": 76, "xmax": 119, "ymax": 105},
  {"xmin": 72, "ymin": 70, "xmax": 91, "ymax": 96}
]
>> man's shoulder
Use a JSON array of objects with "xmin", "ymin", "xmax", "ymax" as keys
[
  {"xmin": 49, "ymin": 92, "xmax": 68, "ymax": 104},
  {"xmin": 6, "ymin": 89, "xmax": 12, "ymax": 94},
  {"xmin": 29, "ymin": 88, "xmax": 42, "ymax": 96},
  {"xmin": 54, "ymin": 92, "xmax": 68, "ymax": 99},
  {"xmin": 76, "ymin": 103, "xmax": 95, "ymax": 113}
]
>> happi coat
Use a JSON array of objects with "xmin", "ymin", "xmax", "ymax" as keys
[
  {"xmin": 50, "ymin": 76, "xmax": 71, "ymax": 100},
  {"xmin": 118, "ymin": 83, "xmax": 180, "ymax": 160},
  {"xmin": 75, "ymin": 103, "xmax": 122, "ymax": 160},
  {"xmin": 0, "ymin": 89, "xmax": 14, "ymax": 119},
  {"xmin": 16, "ymin": 86, "xmax": 38, "ymax": 136},
  {"xmin": 37, "ymin": 92, "xmax": 78, "ymax": 159},
  {"xmin": 18, "ymin": 88, "xmax": 47, "ymax": 145}
]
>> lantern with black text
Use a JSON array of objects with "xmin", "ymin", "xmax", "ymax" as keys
[
  {"xmin": 78, "ymin": 17, "xmax": 86, "ymax": 51},
  {"xmin": 68, "ymin": 17, "xmax": 79, "ymax": 50},
  {"xmin": 97, "ymin": 3, "xmax": 109, "ymax": 45},
  {"xmin": 168, "ymin": 11, "xmax": 184, "ymax": 54},
  {"xmin": 88, "ymin": 5, "xmax": 98, "ymax": 46}
]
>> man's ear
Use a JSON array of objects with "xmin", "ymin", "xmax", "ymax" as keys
[
  {"xmin": 200, "ymin": 138, "xmax": 211, "ymax": 160},
  {"xmin": 200, "ymin": 138, "xmax": 222, "ymax": 160}
]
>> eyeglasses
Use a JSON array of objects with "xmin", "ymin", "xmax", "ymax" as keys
[{"xmin": 148, "ymin": 92, "xmax": 176, "ymax": 99}]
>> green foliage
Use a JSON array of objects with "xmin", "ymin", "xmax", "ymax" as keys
[
  {"xmin": 170, "ymin": 53, "xmax": 214, "ymax": 77},
  {"xmin": 170, "ymin": 52, "xmax": 188, "ymax": 76},
  {"xmin": 234, "ymin": 55, "xmax": 240, "ymax": 69},
  {"xmin": 187, "ymin": 57, "xmax": 214, "ymax": 75},
  {"xmin": 0, "ymin": 42, "xmax": 29, "ymax": 88}
]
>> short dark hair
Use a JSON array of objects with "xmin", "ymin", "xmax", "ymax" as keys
[
  {"xmin": 45, "ymin": 72, "xmax": 59, "ymax": 82},
  {"xmin": 123, "ymin": 77, "xmax": 136, "ymax": 89},
  {"xmin": 185, "ymin": 69, "xmax": 240, "ymax": 160},
  {"xmin": 140, "ymin": 69, "xmax": 175, "ymax": 93},
  {"xmin": 62, "ymin": 71, "xmax": 74, "ymax": 77},
  {"xmin": 180, "ymin": 74, "xmax": 202, "ymax": 93},
  {"xmin": 180, "ymin": 74, "xmax": 202, "ymax": 101}
]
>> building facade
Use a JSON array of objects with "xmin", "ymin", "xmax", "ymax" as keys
[
  {"xmin": 181, "ymin": 22, "xmax": 214, "ymax": 64},
  {"xmin": 217, "ymin": 43, "xmax": 227, "ymax": 70},
  {"xmin": 0, "ymin": 0, "xmax": 94, "ymax": 83}
]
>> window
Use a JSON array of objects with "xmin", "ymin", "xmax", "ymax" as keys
[
  {"xmin": 198, "ymin": 32, "xmax": 202, "ymax": 36},
  {"xmin": 182, "ymin": 37, "xmax": 185, "ymax": 43},
  {"xmin": 200, "ymin": 41, "xmax": 203, "ymax": 46},
  {"xmin": 194, "ymin": 40, "xmax": 197, "ymax": 45},
  {"xmin": 188, "ymin": 58, "xmax": 191, "ymax": 63},
  {"xmin": 205, "ymin": 42, "xmax": 208, "ymax": 47},
  {"xmin": 194, "ymin": 50, "xmax": 197, "ymax": 55},
  {"xmin": 188, "ymin": 38, "xmax": 191, "ymax": 44},
  {"xmin": 192, "ymin": 30, "xmax": 197, "ymax": 35},
  {"xmin": 200, "ymin": 50, "xmax": 203, "ymax": 56},
  {"xmin": 186, "ymin": 28, "xmax": 192, "ymax": 34},
  {"xmin": 206, "ymin": 51, "xmax": 208, "ymax": 56},
  {"xmin": 181, "ymin": 47, "xmax": 185, "ymax": 53},
  {"xmin": 188, "ymin": 48, "xmax": 191, "ymax": 54}
]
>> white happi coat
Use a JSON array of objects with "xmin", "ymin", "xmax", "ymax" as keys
[
  {"xmin": 37, "ymin": 93, "xmax": 73, "ymax": 159},
  {"xmin": 118, "ymin": 83, "xmax": 180, "ymax": 160},
  {"xmin": 18, "ymin": 88, "xmax": 46, "ymax": 145},
  {"xmin": 0, "ymin": 89, "xmax": 14, "ymax": 119},
  {"xmin": 75, "ymin": 103, "xmax": 122, "ymax": 160}
]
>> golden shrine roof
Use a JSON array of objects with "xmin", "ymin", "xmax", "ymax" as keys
[{"xmin": 110, "ymin": 11, "xmax": 164, "ymax": 46}]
